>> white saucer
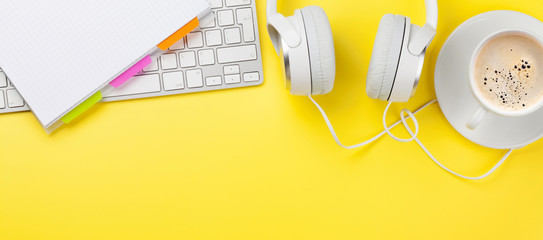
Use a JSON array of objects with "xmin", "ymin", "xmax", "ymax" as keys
[{"xmin": 435, "ymin": 11, "xmax": 543, "ymax": 149}]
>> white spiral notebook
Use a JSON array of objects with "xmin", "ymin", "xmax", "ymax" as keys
[{"xmin": 0, "ymin": 0, "xmax": 210, "ymax": 129}]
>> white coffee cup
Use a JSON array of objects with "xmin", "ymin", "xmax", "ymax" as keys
[{"xmin": 466, "ymin": 29, "xmax": 543, "ymax": 130}]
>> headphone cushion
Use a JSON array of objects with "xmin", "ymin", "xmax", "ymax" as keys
[
  {"xmin": 366, "ymin": 14, "xmax": 405, "ymax": 101},
  {"xmin": 301, "ymin": 6, "xmax": 335, "ymax": 95}
]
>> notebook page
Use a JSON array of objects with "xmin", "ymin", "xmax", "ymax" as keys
[{"xmin": 0, "ymin": 0, "xmax": 209, "ymax": 127}]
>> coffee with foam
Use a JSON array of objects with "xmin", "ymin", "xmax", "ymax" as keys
[{"xmin": 473, "ymin": 33, "xmax": 543, "ymax": 112}]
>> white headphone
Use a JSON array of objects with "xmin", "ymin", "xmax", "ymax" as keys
[
  {"xmin": 267, "ymin": 0, "xmax": 438, "ymax": 102},
  {"xmin": 267, "ymin": 2, "xmax": 516, "ymax": 181}
]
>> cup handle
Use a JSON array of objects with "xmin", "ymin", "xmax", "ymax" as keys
[{"xmin": 466, "ymin": 107, "xmax": 488, "ymax": 130}]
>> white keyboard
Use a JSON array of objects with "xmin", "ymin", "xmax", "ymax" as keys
[{"xmin": 0, "ymin": 0, "xmax": 263, "ymax": 114}]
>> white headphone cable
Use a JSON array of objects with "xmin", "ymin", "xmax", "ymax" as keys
[
  {"xmin": 309, "ymin": 96, "xmax": 514, "ymax": 180},
  {"xmin": 382, "ymin": 101, "xmax": 424, "ymax": 142},
  {"xmin": 394, "ymin": 102, "xmax": 513, "ymax": 180},
  {"xmin": 308, "ymin": 95, "xmax": 431, "ymax": 149}
]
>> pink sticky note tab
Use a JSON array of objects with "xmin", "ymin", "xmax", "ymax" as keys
[{"xmin": 109, "ymin": 55, "xmax": 152, "ymax": 88}]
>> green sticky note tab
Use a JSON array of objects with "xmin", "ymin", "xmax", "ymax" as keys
[{"xmin": 61, "ymin": 91, "xmax": 102, "ymax": 123}]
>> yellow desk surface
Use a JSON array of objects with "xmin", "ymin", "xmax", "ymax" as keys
[{"xmin": 2, "ymin": 0, "xmax": 543, "ymax": 239}]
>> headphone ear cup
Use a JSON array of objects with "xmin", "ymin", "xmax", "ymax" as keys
[
  {"xmin": 366, "ymin": 14, "xmax": 406, "ymax": 101},
  {"xmin": 300, "ymin": 6, "xmax": 336, "ymax": 95},
  {"xmin": 282, "ymin": 10, "xmax": 312, "ymax": 95}
]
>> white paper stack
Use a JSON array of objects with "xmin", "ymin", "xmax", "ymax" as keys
[{"xmin": 0, "ymin": 0, "xmax": 210, "ymax": 129}]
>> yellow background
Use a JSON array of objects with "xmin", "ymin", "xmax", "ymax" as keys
[{"xmin": 2, "ymin": 0, "xmax": 543, "ymax": 239}]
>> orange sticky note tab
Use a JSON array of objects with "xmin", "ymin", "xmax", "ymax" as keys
[{"xmin": 157, "ymin": 18, "xmax": 199, "ymax": 51}]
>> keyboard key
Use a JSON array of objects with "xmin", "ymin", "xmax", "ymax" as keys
[
  {"xmin": 224, "ymin": 65, "xmax": 240, "ymax": 75},
  {"xmin": 199, "ymin": 12, "xmax": 216, "ymax": 29},
  {"xmin": 226, "ymin": 0, "xmax": 251, "ymax": 6},
  {"xmin": 160, "ymin": 53, "xmax": 178, "ymax": 70},
  {"xmin": 6, "ymin": 89, "xmax": 24, "ymax": 108},
  {"xmin": 0, "ymin": 72, "xmax": 7, "ymax": 88},
  {"xmin": 163, "ymin": 72, "xmax": 185, "ymax": 91},
  {"xmin": 187, "ymin": 32, "xmax": 204, "ymax": 48},
  {"xmin": 207, "ymin": 0, "xmax": 223, "ymax": 8},
  {"xmin": 224, "ymin": 28, "xmax": 241, "ymax": 44},
  {"xmin": 243, "ymin": 72, "xmax": 260, "ymax": 82},
  {"xmin": 205, "ymin": 30, "xmax": 223, "ymax": 46},
  {"xmin": 102, "ymin": 74, "xmax": 161, "ymax": 97},
  {"xmin": 0, "ymin": 90, "xmax": 5, "ymax": 109},
  {"xmin": 179, "ymin": 51, "xmax": 197, "ymax": 68},
  {"xmin": 198, "ymin": 49, "xmax": 215, "ymax": 66},
  {"xmin": 236, "ymin": 8, "xmax": 255, "ymax": 42},
  {"xmin": 217, "ymin": 10, "xmax": 235, "ymax": 26},
  {"xmin": 143, "ymin": 55, "xmax": 159, "ymax": 72},
  {"xmin": 217, "ymin": 45, "xmax": 257, "ymax": 64},
  {"xmin": 225, "ymin": 74, "xmax": 241, "ymax": 84},
  {"xmin": 169, "ymin": 38, "xmax": 185, "ymax": 51},
  {"xmin": 186, "ymin": 69, "xmax": 204, "ymax": 88},
  {"xmin": 206, "ymin": 76, "xmax": 222, "ymax": 86}
]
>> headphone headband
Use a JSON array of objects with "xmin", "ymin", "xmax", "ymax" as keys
[
  {"xmin": 267, "ymin": 0, "xmax": 438, "ymax": 56},
  {"xmin": 424, "ymin": 0, "xmax": 438, "ymax": 29},
  {"xmin": 267, "ymin": 0, "xmax": 278, "ymax": 18},
  {"xmin": 408, "ymin": 0, "xmax": 438, "ymax": 55},
  {"xmin": 267, "ymin": 0, "xmax": 438, "ymax": 28},
  {"xmin": 267, "ymin": 0, "xmax": 302, "ymax": 56}
]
